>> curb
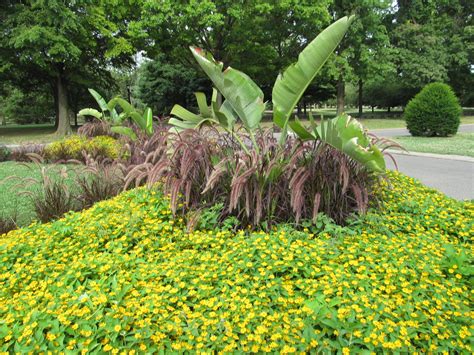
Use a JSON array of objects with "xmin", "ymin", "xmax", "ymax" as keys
[{"xmin": 386, "ymin": 149, "xmax": 474, "ymax": 163}]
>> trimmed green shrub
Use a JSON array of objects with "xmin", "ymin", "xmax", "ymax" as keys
[
  {"xmin": 44, "ymin": 135, "xmax": 122, "ymax": 162},
  {"xmin": 405, "ymin": 82, "xmax": 461, "ymax": 137}
]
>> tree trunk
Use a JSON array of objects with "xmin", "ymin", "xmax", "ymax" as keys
[
  {"xmin": 387, "ymin": 106, "xmax": 391, "ymax": 113},
  {"xmin": 303, "ymin": 100, "xmax": 307, "ymax": 117},
  {"xmin": 358, "ymin": 78, "xmax": 363, "ymax": 117},
  {"xmin": 52, "ymin": 83, "xmax": 59, "ymax": 129},
  {"xmin": 55, "ymin": 75, "xmax": 71, "ymax": 136},
  {"xmin": 336, "ymin": 75, "xmax": 345, "ymax": 115}
]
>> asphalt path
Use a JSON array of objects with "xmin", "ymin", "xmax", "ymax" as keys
[{"xmin": 385, "ymin": 152, "xmax": 473, "ymax": 200}]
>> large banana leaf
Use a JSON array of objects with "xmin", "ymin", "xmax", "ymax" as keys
[
  {"xmin": 169, "ymin": 90, "xmax": 236, "ymax": 131},
  {"xmin": 272, "ymin": 15, "xmax": 355, "ymax": 129},
  {"xmin": 110, "ymin": 126, "xmax": 137, "ymax": 141},
  {"xmin": 88, "ymin": 88, "xmax": 108, "ymax": 112},
  {"xmin": 144, "ymin": 108, "xmax": 153, "ymax": 136},
  {"xmin": 190, "ymin": 47, "xmax": 265, "ymax": 131},
  {"xmin": 316, "ymin": 114, "xmax": 386, "ymax": 173},
  {"xmin": 78, "ymin": 108, "xmax": 102, "ymax": 120},
  {"xmin": 88, "ymin": 88, "xmax": 120, "ymax": 123}
]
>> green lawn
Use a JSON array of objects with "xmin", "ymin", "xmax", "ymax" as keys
[
  {"xmin": 394, "ymin": 132, "xmax": 474, "ymax": 157},
  {"xmin": 0, "ymin": 161, "xmax": 82, "ymax": 226},
  {"xmin": 0, "ymin": 124, "xmax": 58, "ymax": 144}
]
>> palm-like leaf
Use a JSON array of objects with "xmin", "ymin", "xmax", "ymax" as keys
[
  {"xmin": 190, "ymin": 47, "xmax": 265, "ymax": 131},
  {"xmin": 316, "ymin": 114, "xmax": 386, "ymax": 172},
  {"xmin": 272, "ymin": 15, "xmax": 355, "ymax": 130},
  {"xmin": 170, "ymin": 90, "xmax": 236, "ymax": 131},
  {"xmin": 110, "ymin": 126, "xmax": 137, "ymax": 141},
  {"xmin": 78, "ymin": 108, "xmax": 102, "ymax": 120}
]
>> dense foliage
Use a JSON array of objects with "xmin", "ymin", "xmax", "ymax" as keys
[
  {"xmin": 0, "ymin": 172, "xmax": 472, "ymax": 353},
  {"xmin": 127, "ymin": 129, "xmax": 378, "ymax": 227},
  {"xmin": 405, "ymin": 83, "xmax": 461, "ymax": 137},
  {"xmin": 44, "ymin": 136, "xmax": 122, "ymax": 162}
]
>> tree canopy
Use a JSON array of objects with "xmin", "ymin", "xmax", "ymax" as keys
[{"xmin": 0, "ymin": 0, "xmax": 472, "ymax": 130}]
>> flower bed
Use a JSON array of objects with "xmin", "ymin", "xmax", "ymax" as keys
[{"xmin": 0, "ymin": 172, "xmax": 472, "ymax": 353}]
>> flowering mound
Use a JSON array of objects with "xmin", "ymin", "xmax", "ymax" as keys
[{"xmin": 0, "ymin": 172, "xmax": 472, "ymax": 353}]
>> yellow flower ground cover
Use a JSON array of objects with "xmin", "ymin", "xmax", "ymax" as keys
[{"xmin": 0, "ymin": 172, "xmax": 472, "ymax": 353}]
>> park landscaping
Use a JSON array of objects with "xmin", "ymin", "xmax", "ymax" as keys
[
  {"xmin": 1, "ymin": 5, "xmax": 473, "ymax": 354},
  {"xmin": 1, "ymin": 172, "xmax": 472, "ymax": 353}
]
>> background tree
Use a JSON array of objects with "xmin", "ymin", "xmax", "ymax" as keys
[
  {"xmin": 328, "ymin": 0, "xmax": 392, "ymax": 115},
  {"xmin": 387, "ymin": 0, "xmax": 473, "ymax": 106},
  {"xmin": 0, "ymin": 0, "xmax": 142, "ymax": 135},
  {"xmin": 136, "ymin": 56, "xmax": 210, "ymax": 116}
]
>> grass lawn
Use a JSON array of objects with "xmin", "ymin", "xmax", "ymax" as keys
[
  {"xmin": 394, "ymin": 132, "xmax": 474, "ymax": 157},
  {"xmin": 0, "ymin": 161, "xmax": 82, "ymax": 226}
]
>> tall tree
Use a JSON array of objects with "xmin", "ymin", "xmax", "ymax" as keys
[
  {"xmin": 0, "ymin": 0, "xmax": 141, "ymax": 135},
  {"xmin": 329, "ymin": 0, "xmax": 392, "ymax": 115},
  {"xmin": 134, "ymin": 0, "xmax": 333, "ymax": 101},
  {"xmin": 388, "ymin": 0, "xmax": 473, "ymax": 105}
]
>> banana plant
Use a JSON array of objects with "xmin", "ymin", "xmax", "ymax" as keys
[
  {"xmin": 169, "ymin": 15, "xmax": 386, "ymax": 172},
  {"xmin": 79, "ymin": 89, "xmax": 125, "ymax": 125},
  {"xmin": 289, "ymin": 114, "xmax": 386, "ymax": 172},
  {"xmin": 79, "ymin": 89, "xmax": 155, "ymax": 140},
  {"xmin": 272, "ymin": 16, "xmax": 355, "ymax": 140},
  {"xmin": 169, "ymin": 89, "xmax": 237, "ymax": 131}
]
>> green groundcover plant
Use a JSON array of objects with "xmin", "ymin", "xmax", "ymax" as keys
[{"xmin": 1, "ymin": 171, "xmax": 472, "ymax": 353}]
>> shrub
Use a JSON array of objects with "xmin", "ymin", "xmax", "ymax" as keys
[
  {"xmin": 0, "ymin": 172, "xmax": 472, "ymax": 353},
  {"xmin": 44, "ymin": 135, "xmax": 122, "ymax": 162},
  {"xmin": 0, "ymin": 213, "xmax": 17, "ymax": 234},
  {"xmin": 9, "ymin": 144, "xmax": 45, "ymax": 162},
  {"xmin": 0, "ymin": 146, "xmax": 10, "ymax": 162},
  {"xmin": 405, "ymin": 82, "xmax": 462, "ymax": 137},
  {"xmin": 126, "ymin": 129, "xmax": 378, "ymax": 227},
  {"xmin": 77, "ymin": 120, "xmax": 114, "ymax": 138},
  {"xmin": 76, "ymin": 159, "xmax": 125, "ymax": 209}
]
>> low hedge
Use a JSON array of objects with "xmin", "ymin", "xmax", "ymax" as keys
[{"xmin": 0, "ymin": 172, "xmax": 472, "ymax": 353}]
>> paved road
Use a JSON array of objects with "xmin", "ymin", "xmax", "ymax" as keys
[
  {"xmin": 371, "ymin": 123, "xmax": 474, "ymax": 137},
  {"xmin": 385, "ymin": 153, "xmax": 474, "ymax": 200}
]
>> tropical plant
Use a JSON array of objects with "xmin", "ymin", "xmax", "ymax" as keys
[
  {"xmin": 79, "ymin": 89, "xmax": 154, "ymax": 140},
  {"xmin": 169, "ymin": 15, "xmax": 386, "ymax": 172},
  {"xmin": 126, "ymin": 128, "xmax": 377, "ymax": 227}
]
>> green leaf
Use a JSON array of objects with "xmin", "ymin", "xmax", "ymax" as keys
[
  {"xmin": 190, "ymin": 46, "xmax": 265, "ymax": 131},
  {"xmin": 171, "ymin": 104, "xmax": 208, "ymax": 124},
  {"xmin": 88, "ymin": 88, "xmax": 109, "ymax": 112},
  {"xmin": 195, "ymin": 92, "xmax": 210, "ymax": 117},
  {"xmin": 78, "ymin": 108, "xmax": 102, "ymax": 120},
  {"xmin": 316, "ymin": 114, "xmax": 386, "ymax": 172},
  {"xmin": 109, "ymin": 97, "xmax": 134, "ymax": 115},
  {"xmin": 111, "ymin": 126, "xmax": 137, "ymax": 140},
  {"xmin": 288, "ymin": 116, "xmax": 315, "ymax": 140},
  {"xmin": 144, "ymin": 107, "xmax": 153, "ymax": 136},
  {"xmin": 272, "ymin": 15, "xmax": 355, "ymax": 129},
  {"xmin": 108, "ymin": 97, "xmax": 133, "ymax": 124},
  {"xmin": 130, "ymin": 111, "xmax": 146, "ymax": 130}
]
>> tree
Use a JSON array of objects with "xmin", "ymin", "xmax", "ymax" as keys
[
  {"xmin": 0, "ymin": 0, "xmax": 141, "ymax": 135},
  {"xmin": 135, "ymin": 0, "xmax": 333, "ymax": 100},
  {"xmin": 388, "ymin": 0, "xmax": 473, "ymax": 105},
  {"xmin": 136, "ymin": 56, "xmax": 210, "ymax": 116},
  {"xmin": 328, "ymin": 0, "xmax": 392, "ymax": 115}
]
